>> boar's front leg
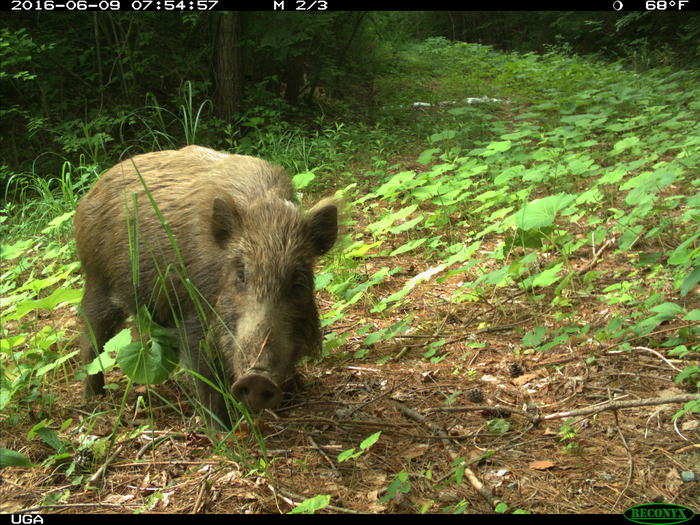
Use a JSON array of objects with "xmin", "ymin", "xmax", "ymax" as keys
[
  {"xmin": 79, "ymin": 278, "xmax": 126, "ymax": 398},
  {"xmin": 180, "ymin": 316, "xmax": 231, "ymax": 430}
]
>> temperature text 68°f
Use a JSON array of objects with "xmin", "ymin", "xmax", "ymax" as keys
[{"xmin": 646, "ymin": 0, "xmax": 689, "ymax": 8}]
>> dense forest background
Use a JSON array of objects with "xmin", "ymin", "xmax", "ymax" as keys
[{"xmin": 2, "ymin": 11, "xmax": 698, "ymax": 187}]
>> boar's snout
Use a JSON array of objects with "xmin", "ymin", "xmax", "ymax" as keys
[{"xmin": 232, "ymin": 373, "xmax": 283, "ymax": 411}]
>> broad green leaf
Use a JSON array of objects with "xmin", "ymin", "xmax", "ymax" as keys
[
  {"xmin": 292, "ymin": 171, "xmax": 315, "ymax": 189},
  {"xmin": 528, "ymin": 263, "xmax": 563, "ymax": 288},
  {"xmin": 104, "ymin": 328, "xmax": 132, "ymax": 352},
  {"xmin": 375, "ymin": 171, "xmax": 417, "ymax": 198},
  {"xmin": 36, "ymin": 350, "xmax": 79, "ymax": 377},
  {"xmin": 389, "ymin": 238, "xmax": 427, "ymax": 256},
  {"xmin": 380, "ymin": 471, "xmax": 411, "ymax": 503},
  {"xmin": 0, "ymin": 448, "xmax": 32, "ymax": 468},
  {"xmin": 487, "ymin": 418, "xmax": 510, "ymax": 434},
  {"xmin": 429, "ymin": 129, "xmax": 457, "ymax": 143},
  {"xmin": 494, "ymin": 165, "xmax": 526, "ymax": 186},
  {"xmin": 486, "ymin": 140, "xmax": 512, "ymax": 152},
  {"xmin": 389, "ymin": 215, "xmax": 424, "ymax": 234},
  {"xmin": 495, "ymin": 502, "xmax": 509, "ymax": 513},
  {"xmin": 0, "ymin": 239, "xmax": 34, "ymax": 260},
  {"xmin": 417, "ymin": 148, "xmax": 440, "ymax": 165},
  {"xmin": 650, "ymin": 302, "xmax": 684, "ymax": 317},
  {"xmin": 443, "ymin": 241, "xmax": 481, "ymax": 267},
  {"xmin": 511, "ymin": 194, "xmax": 576, "ymax": 230},
  {"xmin": 0, "ymin": 334, "xmax": 27, "ymax": 352},
  {"xmin": 683, "ymin": 309, "xmax": 700, "ymax": 321},
  {"xmin": 477, "ymin": 266, "xmax": 509, "ymax": 287},
  {"xmin": 314, "ymin": 272, "xmax": 334, "ymax": 291},
  {"xmin": 41, "ymin": 211, "xmax": 75, "ymax": 233},
  {"xmin": 36, "ymin": 428, "xmax": 64, "ymax": 453},
  {"xmin": 86, "ymin": 350, "xmax": 117, "ymax": 375},
  {"xmin": 345, "ymin": 241, "xmax": 382, "ymax": 258},
  {"xmin": 116, "ymin": 340, "xmax": 178, "ymax": 385},
  {"xmin": 359, "ymin": 431, "xmax": 381, "ymax": 450},
  {"xmin": 612, "ymin": 136, "xmax": 640, "ymax": 154},
  {"xmin": 367, "ymin": 205, "xmax": 418, "ymax": 235},
  {"xmin": 4, "ymin": 288, "xmax": 83, "ymax": 321},
  {"xmin": 597, "ymin": 168, "xmax": 627, "ymax": 185},
  {"xmin": 523, "ymin": 327, "xmax": 546, "ymax": 348},
  {"xmin": 680, "ymin": 267, "xmax": 700, "ymax": 297},
  {"xmin": 288, "ymin": 494, "xmax": 331, "ymax": 514},
  {"xmin": 337, "ymin": 448, "xmax": 359, "ymax": 462},
  {"xmin": 363, "ymin": 318, "xmax": 413, "ymax": 345}
]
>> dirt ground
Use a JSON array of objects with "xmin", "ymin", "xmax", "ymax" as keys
[{"xmin": 1, "ymin": 215, "xmax": 698, "ymax": 514}]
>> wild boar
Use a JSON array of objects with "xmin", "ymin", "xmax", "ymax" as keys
[{"xmin": 74, "ymin": 145, "xmax": 337, "ymax": 428}]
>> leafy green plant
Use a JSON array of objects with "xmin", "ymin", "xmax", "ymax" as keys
[
  {"xmin": 558, "ymin": 420, "xmax": 581, "ymax": 453},
  {"xmin": 288, "ymin": 494, "xmax": 331, "ymax": 514},
  {"xmin": 380, "ymin": 470, "xmax": 411, "ymax": 503},
  {"xmin": 337, "ymin": 431, "xmax": 381, "ymax": 462}
]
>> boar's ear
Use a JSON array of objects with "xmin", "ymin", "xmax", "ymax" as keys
[
  {"xmin": 211, "ymin": 197, "xmax": 242, "ymax": 248},
  {"xmin": 306, "ymin": 198, "xmax": 338, "ymax": 256}
]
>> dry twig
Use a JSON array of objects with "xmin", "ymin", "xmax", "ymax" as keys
[
  {"xmin": 87, "ymin": 444, "xmax": 124, "ymax": 485},
  {"xmin": 428, "ymin": 404, "xmax": 537, "ymax": 422},
  {"xmin": 191, "ymin": 469, "xmax": 212, "ymax": 513},
  {"xmin": 393, "ymin": 400, "xmax": 501, "ymax": 509},
  {"xmin": 538, "ymin": 394, "xmax": 699, "ymax": 422}
]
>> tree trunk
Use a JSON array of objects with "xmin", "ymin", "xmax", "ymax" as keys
[{"xmin": 214, "ymin": 11, "xmax": 242, "ymax": 122}]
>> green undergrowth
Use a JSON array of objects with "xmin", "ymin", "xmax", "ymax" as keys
[{"xmin": 320, "ymin": 39, "xmax": 700, "ymax": 403}]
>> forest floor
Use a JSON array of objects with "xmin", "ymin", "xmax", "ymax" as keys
[{"xmin": 1, "ymin": 40, "xmax": 698, "ymax": 514}]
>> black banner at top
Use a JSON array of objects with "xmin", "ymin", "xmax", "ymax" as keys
[
  {"xmin": 0, "ymin": 0, "xmax": 700, "ymax": 14},
  {"xmin": 3, "ymin": 0, "xmax": 699, "ymax": 11}
]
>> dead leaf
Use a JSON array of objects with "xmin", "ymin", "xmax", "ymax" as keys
[
  {"xmin": 529, "ymin": 460, "xmax": 556, "ymax": 470},
  {"xmin": 665, "ymin": 469, "xmax": 682, "ymax": 493},
  {"xmin": 403, "ymin": 444, "xmax": 429, "ymax": 460},
  {"xmin": 138, "ymin": 473, "xmax": 151, "ymax": 491},
  {"xmin": 512, "ymin": 373, "xmax": 539, "ymax": 386},
  {"xmin": 159, "ymin": 490, "xmax": 174, "ymax": 508},
  {"xmin": 0, "ymin": 501, "xmax": 25, "ymax": 513},
  {"xmin": 681, "ymin": 420, "xmax": 698, "ymax": 431},
  {"xmin": 217, "ymin": 470, "xmax": 241, "ymax": 484},
  {"xmin": 657, "ymin": 387, "xmax": 685, "ymax": 398},
  {"xmin": 420, "ymin": 370, "xmax": 438, "ymax": 383},
  {"xmin": 103, "ymin": 494, "xmax": 135, "ymax": 504}
]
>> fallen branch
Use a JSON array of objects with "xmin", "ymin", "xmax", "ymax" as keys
[
  {"xmin": 308, "ymin": 435, "xmax": 340, "ymax": 475},
  {"xmin": 393, "ymin": 400, "xmax": 501, "ymax": 510},
  {"xmin": 607, "ymin": 346, "xmax": 683, "ymax": 373},
  {"xmin": 87, "ymin": 444, "xmax": 124, "ymax": 485},
  {"xmin": 428, "ymin": 404, "xmax": 537, "ymax": 423},
  {"xmin": 577, "ymin": 237, "xmax": 615, "ymax": 274},
  {"xmin": 135, "ymin": 435, "xmax": 172, "ymax": 460},
  {"xmin": 18, "ymin": 503, "xmax": 141, "ymax": 513},
  {"xmin": 537, "ymin": 394, "xmax": 699, "ymax": 422},
  {"xmin": 191, "ymin": 469, "xmax": 212, "ymax": 513}
]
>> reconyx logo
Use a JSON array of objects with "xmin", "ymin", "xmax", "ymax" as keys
[{"xmin": 624, "ymin": 503, "xmax": 695, "ymax": 525}]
